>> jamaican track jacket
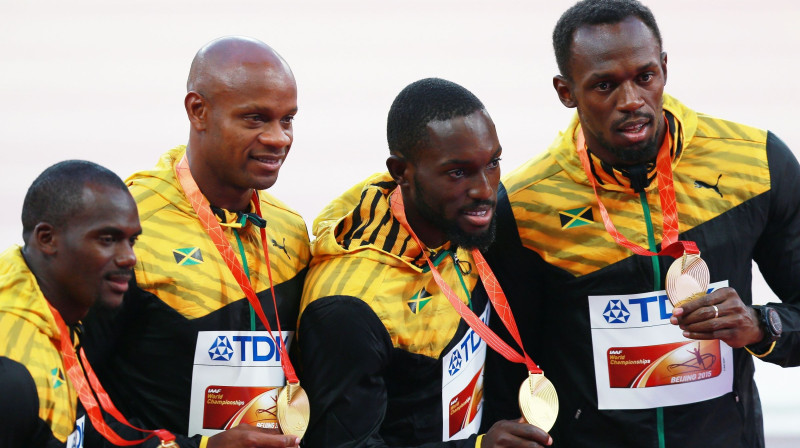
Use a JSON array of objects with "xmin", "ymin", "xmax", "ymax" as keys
[
  {"xmin": 298, "ymin": 173, "xmax": 489, "ymax": 447},
  {"xmin": 82, "ymin": 147, "xmax": 310, "ymax": 446},
  {"xmin": 481, "ymin": 95, "xmax": 800, "ymax": 447}
]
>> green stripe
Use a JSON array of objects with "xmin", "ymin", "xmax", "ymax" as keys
[
  {"xmin": 639, "ymin": 190, "xmax": 665, "ymax": 448},
  {"xmin": 234, "ymin": 229, "xmax": 256, "ymax": 331}
]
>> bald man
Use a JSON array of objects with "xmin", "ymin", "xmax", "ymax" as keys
[{"xmin": 82, "ymin": 36, "xmax": 310, "ymax": 448}]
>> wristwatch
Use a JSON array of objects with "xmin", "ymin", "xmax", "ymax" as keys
[
  {"xmin": 754, "ymin": 305, "xmax": 782, "ymax": 342},
  {"xmin": 745, "ymin": 305, "xmax": 782, "ymax": 357}
]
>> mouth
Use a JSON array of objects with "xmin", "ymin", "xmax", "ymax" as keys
[
  {"xmin": 250, "ymin": 154, "xmax": 285, "ymax": 171},
  {"xmin": 616, "ymin": 118, "xmax": 651, "ymax": 144},
  {"xmin": 105, "ymin": 272, "xmax": 133, "ymax": 294},
  {"xmin": 461, "ymin": 204, "xmax": 494, "ymax": 228}
]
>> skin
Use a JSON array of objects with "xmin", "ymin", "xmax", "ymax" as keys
[
  {"xmin": 553, "ymin": 16, "xmax": 667, "ymax": 167},
  {"xmin": 387, "ymin": 109, "xmax": 502, "ymax": 249},
  {"xmin": 387, "ymin": 109, "xmax": 551, "ymax": 446},
  {"xmin": 185, "ymin": 36, "xmax": 298, "ymax": 212},
  {"xmin": 23, "ymin": 183, "xmax": 141, "ymax": 324},
  {"xmin": 206, "ymin": 424, "xmax": 299, "ymax": 448},
  {"xmin": 553, "ymin": 17, "xmax": 764, "ymax": 347}
]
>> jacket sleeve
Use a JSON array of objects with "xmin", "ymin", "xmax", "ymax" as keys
[
  {"xmin": 0, "ymin": 357, "xmax": 62, "ymax": 448},
  {"xmin": 298, "ymin": 297, "xmax": 479, "ymax": 448},
  {"xmin": 752, "ymin": 131, "xmax": 800, "ymax": 366}
]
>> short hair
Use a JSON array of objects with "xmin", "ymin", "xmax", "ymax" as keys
[
  {"xmin": 21, "ymin": 160, "xmax": 128, "ymax": 241},
  {"xmin": 387, "ymin": 78, "xmax": 485, "ymax": 161},
  {"xmin": 553, "ymin": 0, "xmax": 662, "ymax": 79}
]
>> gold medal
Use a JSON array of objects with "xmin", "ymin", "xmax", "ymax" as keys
[
  {"xmin": 277, "ymin": 382, "xmax": 310, "ymax": 439},
  {"xmin": 158, "ymin": 442, "xmax": 178, "ymax": 448},
  {"xmin": 518, "ymin": 372, "xmax": 558, "ymax": 432},
  {"xmin": 665, "ymin": 252, "xmax": 710, "ymax": 307}
]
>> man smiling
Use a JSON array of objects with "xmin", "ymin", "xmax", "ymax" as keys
[
  {"xmin": 82, "ymin": 36, "xmax": 309, "ymax": 448},
  {"xmin": 483, "ymin": 1, "xmax": 800, "ymax": 447},
  {"xmin": 297, "ymin": 78, "xmax": 550, "ymax": 447}
]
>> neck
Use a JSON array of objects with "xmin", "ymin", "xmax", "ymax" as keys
[
  {"xmin": 22, "ymin": 249, "xmax": 84, "ymax": 324},
  {"xmin": 185, "ymin": 146, "xmax": 252, "ymax": 212},
  {"xmin": 400, "ymin": 200, "xmax": 446, "ymax": 250}
]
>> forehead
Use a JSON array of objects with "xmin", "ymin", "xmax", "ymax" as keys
[
  {"xmin": 570, "ymin": 16, "xmax": 661, "ymax": 76},
  {"xmin": 213, "ymin": 63, "xmax": 297, "ymax": 105},
  {"xmin": 417, "ymin": 110, "xmax": 499, "ymax": 163},
  {"xmin": 67, "ymin": 184, "xmax": 140, "ymax": 232}
]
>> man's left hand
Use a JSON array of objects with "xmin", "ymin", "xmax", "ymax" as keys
[{"xmin": 670, "ymin": 287, "xmax": 763, "ymax": 348}]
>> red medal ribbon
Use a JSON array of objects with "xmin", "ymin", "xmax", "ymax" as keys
[
  {"xmin": 175, "ymin": 155, "xmax": 298, "ymax": 384},
  {"xmin": 389, "ymin": 191, "xmax": 541, "ymax": 374},
  {"xmin": 575, "ymin": 119, "xmax": 698, "ymax": 258},
  {"xmin": 48, "ymin": 304, "xmax": 175, "ymax": 446}
]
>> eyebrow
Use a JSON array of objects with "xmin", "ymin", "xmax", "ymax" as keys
[
  {"xmin": 588, "ymin": 62, "xmax": 659, "ymax": 81},
  {"xmin": 441, "ymin": 146, "xmax": 503, "ymax": 166}
]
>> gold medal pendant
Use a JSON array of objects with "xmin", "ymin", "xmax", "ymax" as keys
[
  {"xmin": 518, "ymin": 372, "xmax": 558, "ymax": 432},
  {"xmin": 665, "ymin": 252, "xmax": 710, "ymax": 308},
  {"xmin": 277, "ymin": 382, "xmax": 310, "ymax": 439},
  {"xmin": 158, "ymin": 442, "xmax": 178, "ymax": 448}
]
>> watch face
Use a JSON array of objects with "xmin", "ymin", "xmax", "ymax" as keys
[{"xmin": 767, "ymin": 308, "xmax": 783, "ymax": 335}]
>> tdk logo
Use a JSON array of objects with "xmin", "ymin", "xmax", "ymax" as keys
[
  {"xmin": 209, "ymin": 336, "xmax": 234, "ymax": 361},
  {"xmin": 603, "ymin": 300, "xmax": 631, "ymax": 323},
  {"xmin": 207, "ymin": 334, "xmax": 287, "ymax": 362},
  {"xmin": 449, "ymin": 351, "xmax": 463, "ymax": 375},
  {"xmin": 603, "ymin": 294, "xmax": 676, "ymax": 324}
]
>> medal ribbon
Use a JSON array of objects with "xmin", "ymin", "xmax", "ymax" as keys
[
  {"xmin": 48, "ymin": 304, "xmax": 175, "ymax": 446},
  {"xmin": 176, "ymin": 156, "xmax": 298, "ymax": 383},
  {"xmin": 575, "ymin": 119, "xmax": 698, "ymax": 258},
  {"xmin": 389, "ymin": 191, "xmax": 540, "ymax": 374}
]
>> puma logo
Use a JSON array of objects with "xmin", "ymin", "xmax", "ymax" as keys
[
  {"xmin": 271, "ymin": 237, "xmax": 291, "ymax": 259},
  {"xmin": 694, "ymin": 174, "xmax": 723, "ymax": 198}
]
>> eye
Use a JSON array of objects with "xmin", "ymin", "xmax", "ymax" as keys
[
  {"xmin": 129, "ymin": 235, "xmax": 139, "ymax": 247},
  {"xmin": 98, "ymin": 234, "xmax": 116, "ymax": 245},
  {"xmin": 243, "ymin": 114, "xmax": 266, "ymax": 124},
  {"xmin": 640, "ymin": 73, "xmax": 654, "ymax": 83},
  {"xmin": 280, "ymin": 115, "xmax": 295, "ymax": 125},
  {"xmin": 448, "ymin": 168, "xmax": 466, "ymax": 179},
  {"xmin": 487, "ymin": 157, "xmax": 501, "ymax": 169},
  {"xmin": 594, "ymin": 81, "xmax": 612, "ymax": 92}
]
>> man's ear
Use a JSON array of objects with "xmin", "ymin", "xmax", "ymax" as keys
[
  {"xmin": 386, "ymin": 154, "xmax": 411, "ymax": 188},
  {"xmin": 553, "ymin": 75, "xmax": 577, "ymax": 108},
  {"xmin": 661, "ymin": 51, "xmax": 668, "ymax": 85},
  {"xmin": 31, "ymin": 222, "xmax": 58, "ymax": 256},
  {"xmin": 185, "ymin": 91, "xmax": 209, "ymax": 131}
]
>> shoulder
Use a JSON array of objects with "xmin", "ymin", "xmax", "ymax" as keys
[{"xmin": 258, "ymin": 190, "xmax": 310, "ymax": 240}]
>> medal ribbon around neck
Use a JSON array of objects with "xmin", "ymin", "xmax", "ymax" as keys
[
  {"xmin": 176, "ymin": 155, "xmax": 297, "ymax": 383},
  {"xmin": 48, "ymin": 304, "xmax": 176, "ymax": 447},
  {"xmin": 389, "ymin": 190, "xmax": 540, "ymax": 374},
  {"xmin": 575, "ymin": 118, "xmax": 698, "ymax": 258}
]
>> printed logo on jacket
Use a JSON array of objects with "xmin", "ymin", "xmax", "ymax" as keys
[
  {"xmin": 589, "ymin": 281, "xmax": 733, "ymax": 410},
  {"xmin": 189, "ymin": 331, "xmax": 292, "ymax": 436}
]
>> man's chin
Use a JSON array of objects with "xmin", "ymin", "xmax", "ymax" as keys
[{"xmin": 449, "ymin": 220, "xmax": 497, "ymax": 252}]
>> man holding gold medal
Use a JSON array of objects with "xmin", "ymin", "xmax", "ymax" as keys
[
  {"xmin": 483, "ymin": 0, "xmax": 800, "ymax": 447},
  {"xmin": 297, "ymin": 78, "xmax": 553, "ymax": 447},
  {"xmin": 81, "ymin": 37, "xmax": 310, "ymax": 447}
]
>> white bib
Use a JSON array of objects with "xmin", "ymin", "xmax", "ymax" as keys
[
  {"xmin": 589, "ymin": 281, "xmax": 733, "ymax": 409},
  {"xmin": 188, "ymin": 330, "xmax": 291, "ymax": 436},
  {"xmin": 66, "ymin": 415, "xmax": 85, "ymax": 448},
  {"xmin": 441, "ymin": 302, "xmax": 489, "ymax": 440}
]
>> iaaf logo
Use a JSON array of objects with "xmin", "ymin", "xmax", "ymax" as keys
[{"xmin": 207, "ymin": 335, "xmax": 289, "ymax": 362}]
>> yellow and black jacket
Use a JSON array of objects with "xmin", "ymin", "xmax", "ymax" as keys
[
  {"xmin": 298, "ymin": 173, "xmax": 488, "ymax": 447},
  {"xmin": 0, "ymin": 246, "xmax": 82, "ymax": 446},
  {"xmin": 482, "ymin": 95, "xmax": 800, "ymax": 447},
  {"xmin": 82, "ymin": 147, "xmax": 310, "ymax": 445}
]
